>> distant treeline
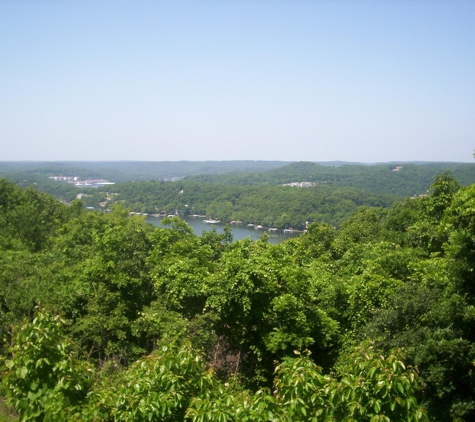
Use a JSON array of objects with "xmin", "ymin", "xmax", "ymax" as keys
[
  {"xmin": 0, "ymin": 172, "xmax": 81, "ymax": 203},
  {"xmin": 81, "ymin": 180, "xmax": 399, "ymax": 229},
  {"xmin": 187, "ymin": 161, "xmax": 475, "ymax": 196},
  {"xmin": 0, "ymin": 171, "xmax": 401, "ymax": 229},
  {"xmin": 3, "ymin": 161, "xmax": 475, "ymax": 229},
  {"xmin": 0, "ymin": 160, "xmax": 292, "ymax": 183}
]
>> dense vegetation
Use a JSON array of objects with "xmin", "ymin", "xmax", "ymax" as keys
[
  {"xmin": 84, "ymin": 180, "xmax": 399, "ymax": 229},
  {"xmin": 1, "ymin": 170, "xmax": 475, "ymax": 420},
  {"xmin": 0, "ymin": 161, "xmax": 291, "ymax": 183},
  {"xmin": 187, "ymin": 161, "xmax": 475, "ymax": 196},
  {"xmin": 4, "ymin": 161, "xmax": 475, "ymax": 231},
  {"xmin": 0, "ymin": 172, "xmax": 82, "ymax": 204}
]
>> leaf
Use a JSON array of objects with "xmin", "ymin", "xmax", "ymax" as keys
[
  {"xmin": 374, "ymin": 401, "xmax": 381, "ymax": 413},
  {"xmin": 18, "ymin": 366, "xmax": 28, "ymax": 379}
]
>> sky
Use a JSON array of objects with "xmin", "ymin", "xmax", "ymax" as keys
[{"xmin": 1, "ymin": 0, "xmax": 474, "ymax": 162}]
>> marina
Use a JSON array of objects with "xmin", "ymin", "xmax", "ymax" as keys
[{"xmin": 146, "ymin": 215, "xmax": 301, "ymax": 244}]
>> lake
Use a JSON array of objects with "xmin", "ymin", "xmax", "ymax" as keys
[{"xmin": 146, "ymin": 215, "xmax": 301, "ymax": 244}]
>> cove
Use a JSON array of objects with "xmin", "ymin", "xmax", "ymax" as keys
[{"xmin": 146, "ymin": 215, "xmax": 301, "ymax": 244}]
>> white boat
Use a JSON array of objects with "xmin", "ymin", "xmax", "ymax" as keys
[{"xmin": 203, "ymin": 219, "xmax": 220, "ymax": 224}]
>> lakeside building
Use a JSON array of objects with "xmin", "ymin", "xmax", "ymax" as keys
[
  {"xmin": 49, "ymin": 176, "xmax": 115, "ymax": 188},
  {"xmin": 49, "ymin": 176, "xmax": 78, "ymax": 181},
  {"xmin": 282, "ymin": 182, "xmax": 314, "ymax": 187}
]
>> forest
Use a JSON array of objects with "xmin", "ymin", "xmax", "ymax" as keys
[
  {"xmin": 1, "ymin": 170, "xmax": 475, "ymax": 421},
  {"xmin": 187, "ymin": 162, "xmax": 475, "ymax": 196},
  {"xmin": 83, "ymin": 180, "xmax": 400, "ymax": 229},
  {"xmin": 5, "ymin": 161, "xmax": 475, "ymax": 231},
  {"xmin": 0, "ymin": 161, "xmax": 291, "ymax": 184}
]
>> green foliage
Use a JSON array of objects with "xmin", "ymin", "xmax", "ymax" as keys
[
  {"xmin": 0, "ymin": 250, "xmax": 57, "ymax": 352},
  {"xmin": 408, "ymin": 171, "xmax": 461, "ymax": 252},
  {"xmin": 3, "ymin": 319, "xmax": 425, "ymax": 422},
  {"xmin": 204, "ymin": 239, "xmax": 340, "ymax": 383},
  {"xmin": 148, "ymin": 218, "xmax": 216, "ymax": 317},
  {"xmin": 331, "ymin": 346, "xmax": 426, "ymax": 421},
  {"xmin": 83, "ymin": 180, "xmax": 399, "ymax": 229},
  {"xmin": 50, "ymin": 208, "xmax": 156, "ymax": 362},
  {"xmin": 0, "ymin": 161, "xmax": 290, "ymax": 184},
  {"xmin": 442, "ymin": 184, "xmax": 475, "ymax": 295},
  {"xmin": 189, "ymin": 161, "xmax": 475, "ymax": 196},
  {"xmin": 331, "ymin": 207, "xmax": 385, "ymax": 257},
  {"xmin": 2, "ymin": 172, "xmax": 475, "ymax": 421},
  {"xmin": 289, "ymin": 222, "xmax": 336, "ymax": 262},
  {"xmin": 188, "ymin": 346, "xmax": 426, "ymax": 422},
  {"xmin": 90, "ymin": 343, "xmax": 216, "ymax": 422},
  {"xmin": 2, "ymin": 309, "xmax": 92, "ymax": 421},
  {"xmin": 0, "ymin": 179, "xmax": 70, "ymax": 252},
  {"xmin": 361, "ymin": 277, "xmax": 475, "ymax": 420}
]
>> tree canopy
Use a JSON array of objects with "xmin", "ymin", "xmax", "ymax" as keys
[{"xmin": 1, "ymin": 171, "xmax": 475, "ymax": 420}]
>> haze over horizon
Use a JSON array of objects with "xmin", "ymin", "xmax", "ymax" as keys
[{"xmin": 1, "ymin": 1, "xmax": 474, "ymax": 163}]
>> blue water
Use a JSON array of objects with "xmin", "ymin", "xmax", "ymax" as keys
[{"xmin": 146, "ymin": 216, "xmax": 301, "ymax": 244}]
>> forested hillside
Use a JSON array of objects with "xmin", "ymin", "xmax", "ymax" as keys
[
  {"xmin": 188, "ymin": 161, "xmax": 475, "ymax": 196},
  {"xmin": 0, "ymin": 172, "xmax": 83, "ymax": 203},
  {"xmin": 1, "ymin": 172, "xmax": 475, "ymax": 420},
  {"xmin": 1, "ymin": 171, "xmax": 401, "ymax": 230},
  {"xmin": 0, "ymin": 161, "xmax": 291, "ymax": 183},
  {"xmin": 83, "ymin": 180, "xmax": 400, "ymax": 229},
  {"xmin": 4, "ymin": 162, "xmax": 475, "ymax": 231}
]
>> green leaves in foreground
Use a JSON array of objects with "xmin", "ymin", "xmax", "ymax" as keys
[
  {"xmin": 1, "ymin": 309, "xmax": 92, "ymax": 421},
  {"xmin": 2, "ymin": 309, "xmax": 426, "ymax": 421},
  {"xmin": 188, "ymin": 347, "xmax": 427, "ymax": 422},
  {"xmin": 92, "ymin": 344, "xmax": 216, "ymax": 422},
  {"xmin": 331, "ymin": 346, "xmax": 426, "ymax": 422}
]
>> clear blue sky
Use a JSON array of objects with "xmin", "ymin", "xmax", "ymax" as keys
[{"xmin": 1, "ymin": 0, "xmax": 474, "ymax": 162}]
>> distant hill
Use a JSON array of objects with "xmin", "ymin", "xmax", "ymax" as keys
[
  {"xmin": 3, "ymin": 160, "xmax": 475, "ymax": 202},
  {"xmin": 75, "ymin": 179, "xmax": 400, "ymax": 229},
  {"xmin": 186, "ymin": 161, "xmax": 475, "ymax": 197},
  {"xmin": 0, "ymin": 161, "xmax": 292, "ymax": 182}
]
